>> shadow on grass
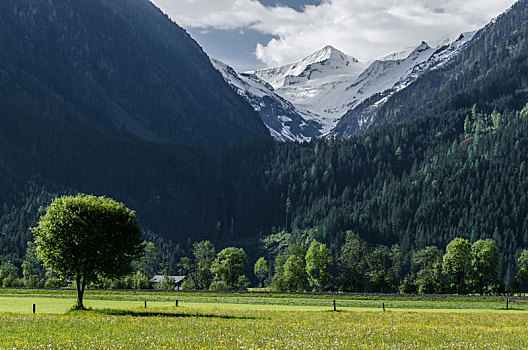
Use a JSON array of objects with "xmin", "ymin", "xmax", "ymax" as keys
[
  {"xmin": 496, "ymin": 307, "xmax": 525, "ymax": 311},
  {"xmin": 86, "ymin": 308, "xmax": 259, "ymax": 320}
]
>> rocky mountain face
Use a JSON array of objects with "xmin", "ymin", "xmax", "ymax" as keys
[
  {"xmin": 218, "ymin": 33, "xmax": 477, "ymax": 140},
  {"xmin": 333, "ymin": 32, "xmax": 476, "ymax": 137},
  {"xmin": 211, "ymin": 59, "xmax": 321, "ymax": 142}
]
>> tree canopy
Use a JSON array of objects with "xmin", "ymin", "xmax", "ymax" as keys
[
  {"xmin": 443, "ymin": 238, "xmax": 472, "ymax": 294},
  {"xmin": 305, "ymin": 240, "xmax": 332, "ymax": 291},
  {"xmin": 211, "ymin": 247, "xmax": 248, "ymax": 291},
  {"xmin": 32, "ymin": 194, "xmax": 144, "ymax": 309}
]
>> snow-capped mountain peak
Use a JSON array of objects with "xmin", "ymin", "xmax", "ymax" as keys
[
  {"xmin": 305, "ymin": 45, "xmax": 359, "ymax": 66},
  {"xmin": 214, "ymin": 31, "xmax": 478, "ymax": 140},
  {"xmin": 248, "ymin": 45, "xmax": 364, "ymax": 90},
  {"xmin": 414, "ymin": 41, "xmax": 431, "ymax": 52},
  {"xmin": 246, "ymin": 46, "xmax": 367, "ymax": 134},
  {"xmin": 333, "ymin": 31, "xmax": 478, "ymax": 137}
]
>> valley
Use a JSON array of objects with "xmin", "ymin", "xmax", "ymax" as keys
[{"xmin": 0, "ymin": 2, "xmax": 527, "ymax": 348}]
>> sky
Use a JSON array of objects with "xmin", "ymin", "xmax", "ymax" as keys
[{"xmin": 150, "ymin": 0, "xmax": 518, "ymax": 71}]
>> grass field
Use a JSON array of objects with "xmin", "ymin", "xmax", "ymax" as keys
[{"xmin": 1, "ymin": 290, "xmax": 528, "ymax": 349}]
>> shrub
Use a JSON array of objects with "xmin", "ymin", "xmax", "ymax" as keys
[{"xmin": 209, "ymin": 280, "xmax": 229, "ymax": 291}]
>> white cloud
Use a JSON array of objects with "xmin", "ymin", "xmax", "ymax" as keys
[{"xmin": 151, "ymin": 0, "xmax": 517, "ymax": 67}]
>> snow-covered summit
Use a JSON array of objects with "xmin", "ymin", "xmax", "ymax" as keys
[
  {"xmin": 334, "ymin": 31, "xmax": 478, "ymax": 137},
  {"xmin": 246, "ymin": 46, "xmax": 367, "ymax": 134},
  {"xmin": 249, "ymin": 45, "xmax": 363, "ymax": 90}
]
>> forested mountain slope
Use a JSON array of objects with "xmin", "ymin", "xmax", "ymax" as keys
[
  {"xmin": 364, "ymin": 0, "xmax": 528, "ymax": 132},
  {"xmin": 0, "ymin": 0, "xmax": 268, "ymax": 149}
]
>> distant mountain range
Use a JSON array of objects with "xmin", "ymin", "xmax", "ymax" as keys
[{"xmin": 213, "ymin": 31, "xmax": 477, "ymax": 140}]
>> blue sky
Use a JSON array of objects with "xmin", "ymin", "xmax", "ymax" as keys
[
  {"xmin": 187, "ymin": 28, "xmax": 275, "ymax": 71},
  {"xmin": 152, "ymin": 0, "xmax": 517, "ymax": 71}
]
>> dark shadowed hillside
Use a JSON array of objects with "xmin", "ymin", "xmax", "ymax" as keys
[{"xmin": 0, "ymin": 0, "xmax": 268, "ymax": 149}]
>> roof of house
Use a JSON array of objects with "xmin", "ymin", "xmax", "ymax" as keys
[{"xmin": 150, "ymin": 275, "xmax": 186, "ymax": 283}]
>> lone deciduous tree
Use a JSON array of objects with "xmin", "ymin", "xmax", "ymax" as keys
[{"xmin": 32, "ymin": 194, "xmax": 144, "ymax": 310}]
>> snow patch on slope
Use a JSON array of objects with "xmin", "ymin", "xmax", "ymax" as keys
[
  {"xmin": 211, "ymin": 58, "xmax": 320, "ymax": 142},
  {"xmin": 333, "ymin": 31, "xmax": 477, "ymax": 137}
]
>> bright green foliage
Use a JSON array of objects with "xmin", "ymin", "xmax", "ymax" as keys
[
  {"xmin": 237, "ymin": 275, "xmax": 251, "ymax": 291},
  {"xmin": 131, "ymin": 271, "xmax": 151, "ymax": 290},
  {"xmin": 21, "ymin": 260, "xmax": 34, "ymax": 283},
  {"xmin": 366, "ymin": 245, "xmax": 400, "ymax": 293},
  {"xmin": 44, "ymin": 277, "xmax": 62, "ymax": 288},
  {"xmin": 271, "ymin": 243, "xmax": 307, "ymax": 292},
  {"xmin": 305, "ymin": 240, "xmax": 332, "ymax": 291},
  {"xmin": 443, "ymin": 238, "xmax": 472, "ymax": 294},
  {"xmin": 32, "ymin": 194, "xmax": 144, "ymax": 309},
  {"xmin": 178, "ymin": 257, "xmax": 194, "ymax": 279},
  {"xmin": 209, "ymin": 280, "xmax": 229, "ymax": 291},
  {"xmin": 254, "ymin": 257, "xmax": 268, "ymax": 288},
  {"xmin": 180, "ymin": 278, "xmax": 197, "ymax": 291},
  {"xmin": 192, "ymin": 241, "xmax": 216, "ymax": 290},
  {"xmin": 470, "ymin": 239, "xmax": 499, "ymax": 295},
  {"xmin": 516, "ymin": 250, "xmax": 528, "ymax": 292},
  {"xmin": 211, "ymin": 247, "xmax": 248, "ymax": 291},
  {"xmin": 22, "ymin": 242, "xmax": 44, "ymax": 288},
  {"xmin": 0, "ymin": 262, "xmax": 22, "ymax": 288},
  {"xmin": 160, "ymin": 275, "xmax": 177, "ymax": 290},
  {"xmin": 412, "ymin": 246, "xmax": 444, "ymax": 294},
  {"xmin": 339, "ymin": 231, "xmax": 367, "ymax": 292},
  {"xmin": 282, "ymin": 255, "xmax": 307, "ymax": 292}
]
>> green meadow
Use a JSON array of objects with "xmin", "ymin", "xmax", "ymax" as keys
[{"xmin": 1, "ymin": 290, "xmax": 528, "ymax": 349}]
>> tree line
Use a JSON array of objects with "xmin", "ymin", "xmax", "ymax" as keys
[{"xmin": 5, "ymin": 233, "xmax": 528, "ymax": 296}]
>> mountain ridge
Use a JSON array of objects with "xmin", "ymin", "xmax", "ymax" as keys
[
  {"xmin": 0, "ymin": 0, "xmax": 270, "ymax": 149},
  {"xmin": 220, "ymin": 32, "xmax": 476, "ymax": 139},
  {"xmin": 212, "ymin": 58, "xmax": 321, "ymax": 141}
]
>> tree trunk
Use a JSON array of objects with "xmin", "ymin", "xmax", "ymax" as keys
[{"xmin": 75, "ymin": 276, "xmax": 86, "ymax": 310}]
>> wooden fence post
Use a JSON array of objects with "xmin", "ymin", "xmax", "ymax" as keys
[{"xmin": 333, "ymin": 299, "xmax": 336, "ymax": 311}]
